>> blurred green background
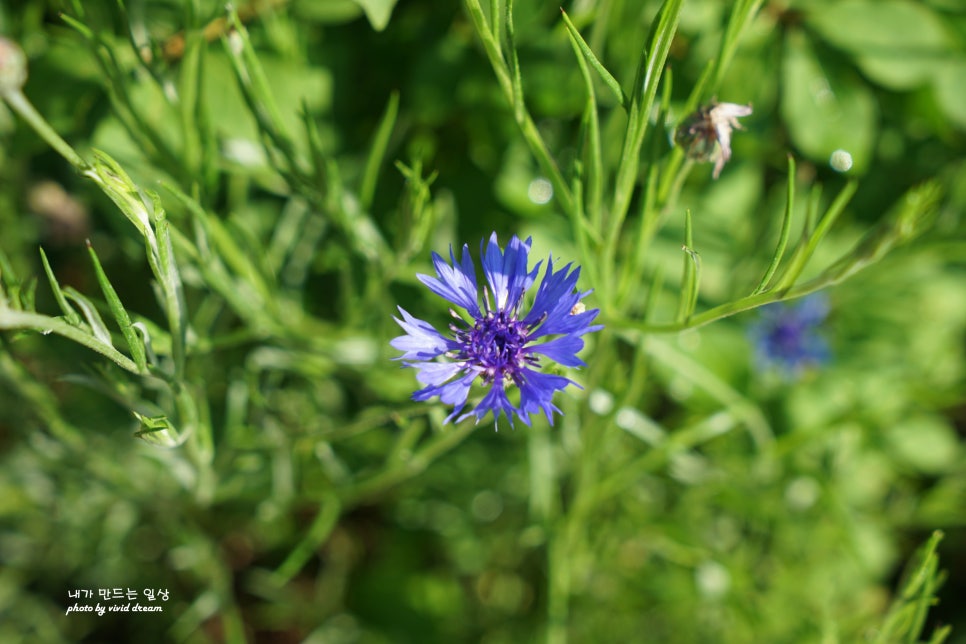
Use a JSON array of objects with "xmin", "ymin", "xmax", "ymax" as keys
[{"xmin": 0, "ymin": 0, "xmax": 964, "ymax": 642}]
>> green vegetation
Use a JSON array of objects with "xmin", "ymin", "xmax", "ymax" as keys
[{"xmin": 0, "ymin": 1, "xmax": 963, "ymax": 641}]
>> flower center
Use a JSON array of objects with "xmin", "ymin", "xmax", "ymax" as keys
[
  {"xmin": 456, "ymin": 311, "xmax": 537, "ymax": 385},
  {"xmin": 768, "ymin": 320, "xmax": 806, "ymax": 354}
]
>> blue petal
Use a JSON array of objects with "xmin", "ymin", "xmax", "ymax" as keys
[
  {"xmin": 414, "ymin": 371, "xmax": 476, "ymax": 408},
  {"xmin": 416, "ymin": 244, "xmax": 481, "ymax": 317},
  {"xmin": 518, "ymin": 369, "xmax": 572, "ymax": 425},
  {"xmin": 524, "ymin": 258, "xmax": 579, "ymax": 325},
  {"xmin": 458, "ymin": 381, "xmax": 521, "ymax": 428},
  {"xmin": 525, "ymin": 259, "xmax": 603, "ymax": 339},
  {"xmin": 390, "ymin": 307, "xmax": 453, "ymax": 361},
  {"xmin": 532, "ymin": 305, "xmax": 603, "ymax": 340},
  {"xmin": 795, "ymin": 293, "xmax": 830, "ymax": 325},
  {"xmin": 527, "ymin": 335, "xmax": 586, "ymax": 367},
  {"xmin": 482, "ymin": 233, "xmax": 539, "ymax": 312},
  {"xmin": 412, "ymin": 361, "xmax": 465, "ymax": 386}
]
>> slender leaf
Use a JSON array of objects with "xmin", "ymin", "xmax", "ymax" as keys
[
  {"xmin": 86, "ymin": 240, "xmax": 147, "ymax": 373},
  {"xmin": 560, "ymin": 9, "xmax": 628, "ymax": 108},
  {"xmin": 753, "ymin": 155, "xmax": 796, "ymax": 294},
  {"xmin": 360, "ymin": 91, "xmax": 399, "ymax": 211}
]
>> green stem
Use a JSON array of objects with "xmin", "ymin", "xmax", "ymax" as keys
[{"xmin": 2, "ymin": 89, "xmax": 88, "ymax": 171}]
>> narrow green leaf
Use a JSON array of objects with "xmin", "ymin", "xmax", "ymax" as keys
[
  {"xmin": 562, "ymin": 8, "xmax": 604, "ymax": 229},
  {"xmin": 463, "ymin": 0, "xmax": 574, "ymax": 215},
  {"xmin": 39, "ymin": 247, "xmax": 82, "ymax": 326},
  {"xmin": 819, "ymin": 181, "xmax": 942, "ymax": 284},
  {"xmin": 873, "ymin": 530, "xmax": 948, "ymax": 644},
  {"xmin": 300, "ymin": 102, "xmax": 328, "ymax": 190},
  {"xmin": 753, "ymin": 155, "xmax": 796, "ymax": 294},
  {"xmin": 618, "ymin": 162, "xmax": 660, "ymax": 308},
  {"xmin": 560, "ymin": 8, "xmax": 628, "ymax": 108},
  {"xmin": 710, "ymin": 0, "xmax": 765, "ymax": 92},
  {"xmin": 224, "ymin": 6, "xmax": 292, "ymax": 143},
  {"xmin": 395, "ymin": 159, "xmax": 439, "ymax": 261},
  {"xmin": 267, "ymin": 198, "xmax": 312, "ymax": 274},
  {"xmin": 606, "ymin": 0, "xmax": 683, "ymax": 293},
  {"xmin": 86, "ymin": 240, "xmax": 147, "ymax": 373},
  {"xmin": 153, "ymin": 199, "xmax": 188, "ymax": 380},
  {"xmin": 636, "ymin": 0, "xmax": 683, "ymax": 127},
  {"xmin": 62, "ymin": 287, "xmax": 113, "ymax": 348},
  {"xmin": 642, "ymin": 265, "xmax": 665, "ymax": 323},
  {"xmin": 463, "ymin": 0, "xmax": 512, "ymax": 97},
  {"xmin": 505, "ymin": 0, "xmax": 524, "ymax": 126},
  {"xmin": 85, "ymin": 150, "xmax": 159, "ymax": 254},
  {"xmin": 178, "ymin": 19, "xmax": 205, "ymax": 179},
  {"xmin": 360, "ymin": 91, "xmax": 399, "ymax": 211},
  {"xmin": 272, "ymin": 493, "xmax": 342, "ymax": 585},
  {"xmin": 0, "ymin": 309, "xmax": 138, "ymax": 373},
  {"xmin": 775, "ymin": 180, "xmax": 857, "ymax": 291},
  {"xmin": 676, "ymin": 210, "xmax": 701, "ymax": 323}
]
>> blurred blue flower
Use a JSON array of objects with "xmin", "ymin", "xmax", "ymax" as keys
[
  {"xmin": 749, "ymin": 294, "xmax": 831, "ymax": 376},
  {"xmin": 391, "ymin": 233, "xmax": 602, "ymax": 427}
]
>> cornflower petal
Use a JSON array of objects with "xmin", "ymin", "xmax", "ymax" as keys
[
  {"xmin": 483, "ymin": 232, "xmax": 539, "ymax": 311},
  {"xmin": 518, "ymin": 369, "xmax": 571, "ymax": 425},
  {"xmin": 527, "ymin": 335, "xmax": 587, "ymax": 368},
  {"xmin": 390, "ymin": 307, "xmax": 454, "ymax": 361},
  {"xmin": 415, "ymin": 370, "xmax": 476, "ymax": 407},
  {"xmin": 416, "ymin": 244, "xmax": 481, "ymax": 317},
  {"xmin": 531, "ymin": 300, "xmax": 602, "ymax": 338},
  {"xmin": 524, "ymin": 259, "xmax": 577, "ymax": 324},
  {"xmin": 411, "ymin": 361, "xmax": 465, "ymax": 387},
  {"xmin": 459, "ymin": 382, "xmax": 520, "ymax": 427}
]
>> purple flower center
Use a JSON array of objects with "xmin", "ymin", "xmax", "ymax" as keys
[
  {"xmin": 453, "ymin": 311, "xmax": 537, "ymax": 385},
  {"xmin": 768, "ymin": 320, "xmax": 807, "ymax": 355}
]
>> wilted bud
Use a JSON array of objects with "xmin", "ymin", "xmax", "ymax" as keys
[
  {"xmin": 0, "ymin": 37, "xmax": 27, "ymax": 94},
  {"xmin": 674, "ymin": 101, "xmax": 752, "ymax": 179}
]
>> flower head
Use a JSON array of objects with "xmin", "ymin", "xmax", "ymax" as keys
[
  {"xmin": 674, "ymin": 101, "xmax": 753, "ymax": 179},
  {"xmin": 391, "ymin": 233, "xmax": 602, "ymax": 427},
  {"xmin": 749, "ymin": 294, "xmax": 830, "ymax": 377}
]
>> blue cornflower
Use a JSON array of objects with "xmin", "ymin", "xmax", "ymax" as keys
[
  {"xmin": 391, "ymin": 233, "xmax": 602, "ymax": 427},
  {"xmin": 749, "ymin": 294, "xmax": 831, "ymax": 377}
]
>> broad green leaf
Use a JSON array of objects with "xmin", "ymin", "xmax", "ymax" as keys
[
  {"xmin": 932, "ymin": 59, "xmax": 966, "ymax": 130},
  {"xmin": 806, "ymin": 0, "xmax": 952, "ymax": 91},
  {"xmin": 885, "ymin": 415, "xmax": 960, "ymax": 475},
  {"xmin": 200, "ymin": 51, "xmax": 334, "ymax": 156},
  {"xmin": 781, "ymin": 30, "xmax": 876, "ymax": 172}
]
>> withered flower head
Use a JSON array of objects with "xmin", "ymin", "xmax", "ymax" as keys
[{"xmin": 674, "ymin": 101, "xmax": 752, "ymax": 179}]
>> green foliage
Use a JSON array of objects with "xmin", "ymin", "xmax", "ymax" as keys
[{"xmin": 0, "ymin": 0, "xmax": 963, "ymax": 642}]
